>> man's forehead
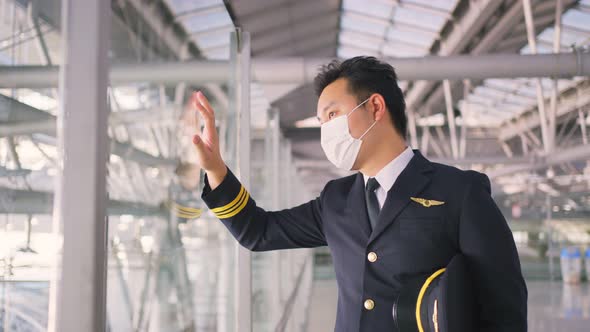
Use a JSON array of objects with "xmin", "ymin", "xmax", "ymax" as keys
[
  {"xmin": 320, "ymin": 101, "xmax": 337, "ymax": 112},
  {"xmin": 316, "ymin": 79, "xmax": 352, "ymax": 115},
  {"xmin": 316, "ymin": 99, "xmax": 337, "ymax": 117}
]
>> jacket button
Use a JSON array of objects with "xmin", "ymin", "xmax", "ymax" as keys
[
  {"xmin": 364, "ymin": 299, "xmax": 375, "ymax": 310},
  {"xmin": 367, "ymin": 252, "xmax": 378, "ymax": 262}
]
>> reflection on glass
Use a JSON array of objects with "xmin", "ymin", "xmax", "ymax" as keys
[{"xmin": 103, "ymin": 94, "xmax": 239, "ymax": 331}]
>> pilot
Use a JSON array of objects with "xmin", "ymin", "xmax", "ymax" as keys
[{"xmin": 193, "ymin": 56, "xmax": 527, "ymax": 331}]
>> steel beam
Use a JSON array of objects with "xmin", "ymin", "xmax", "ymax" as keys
[
  {"xmin": 0, "ymin": 120, "xmax": 174, "ymax": 167},
  {"xmin": 26, "ymin": 0, "xmax": 53, "ymax": 66},
  {"xmin": 256, "ymin": 52, "xmax": 590, "ymax": 83},
  {"xmin": 488, "ymin": 143, "xmax": 590, "ymax": 178},
  {"xmin": 422, "ymin": 0, "xmax": 578, "ymax": 132},
  {"xmin": 0, "ymin": 95, "xmax": 175, "ymax": 167},
  {"xmin": 404, "ymin": 0, "xmax": 506, "ymax": 111},
  {"xmin": 292, "ymin": 143, "xmax": 590, "ymax": 180},
  {"xmin": 0, "ymin": 187, "xmax": 166, "ymax": 216},
  {"xmin": 291, "ymin": 155, "xmax": 531, "ymax": 168},
  {"xmin": 414, "ymin": 0, "xmax": 575, "ymax": 118},
  {"xmin": 0, "ymin": 94, "xmax": 53, "ymax": 123},
  {"xmin": 0, "ymin": 60, "xmax": 230, "ymax": 88},
  {"xmin": 499, "ymin": 83, "xmax": 590, "ymax": 141},
  {"xmin": 1, "ymin": 52, "xmax": 589, "ymax": 88}
]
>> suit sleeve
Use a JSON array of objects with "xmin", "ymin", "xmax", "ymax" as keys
[
  {"xmin": 201, "ymin": 167, "xmax": 327, "ymax": 251},
  {"xmin": 459, "ymin": 171, "xmax": 528, "ymax": 331}
]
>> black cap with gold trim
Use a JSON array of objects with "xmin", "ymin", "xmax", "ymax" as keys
[{"xmin": 393, "ymin": 254, "xmax": 475, "ymax": 332}]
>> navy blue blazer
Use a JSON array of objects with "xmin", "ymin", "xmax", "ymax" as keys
[{"xmin": 201, "ymin": 149, "xmax": 527, "ymax": 332}]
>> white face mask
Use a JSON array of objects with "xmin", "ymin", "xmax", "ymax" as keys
[{"xmin": 320, "ymin": 97, "xmax": 378, "ymax": 171}]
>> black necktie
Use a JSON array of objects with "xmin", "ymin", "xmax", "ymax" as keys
[{"xmin": 365, "ymin": 177, "xmax": 381, "ymax": 231}]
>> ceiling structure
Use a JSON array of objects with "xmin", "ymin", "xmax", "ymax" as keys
[
  {"xmin": 1, "ymin": 0, "xmax": 590, "ymax": 223},
  {"xmin": 230, "ymin": 0, "xmax": 590, "ymax": 222}
]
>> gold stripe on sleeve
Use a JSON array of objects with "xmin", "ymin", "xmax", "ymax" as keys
[
  {"xmin": 214, "ymin": 189, "xmax": 248, "ymax": 217},
  {"xmin": 214, "ymin": 187, "xmax": 247, "ymax": 217},
  {"xmin": 174, "ymin": 210, "xmax": 202, "ymax": 219},
  {"xmin": 211, "ymin": 185, "xmax": 245, "ymax": 214},
  {"xmin": 215, "ymin": 190, "xmax": 250, "ymax": 219},
  {"xmin": 173, "ymin": 203, "xmax": 202, "ymax": 214}
]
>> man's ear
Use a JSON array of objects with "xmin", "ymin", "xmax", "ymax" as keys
[{"xmin": 370, "ymin": 94, "xmax": 387, "ymax": 121}]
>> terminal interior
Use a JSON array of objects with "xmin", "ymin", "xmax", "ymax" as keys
[{"xmin": 1, "ymin": 0, "xmax": 590, "ymax": 331}]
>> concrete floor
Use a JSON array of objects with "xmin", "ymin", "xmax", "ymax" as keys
[
  {"xmin": 307, "ymin": 279, "xmax": 338, "ymax": 332},
  {"xmin": 306, "ymin": 280, "xmax": 590, "ymax": 331},
  {"xmin": 527, "ymin": 280, "xmax": 590, "ymax": 331}
]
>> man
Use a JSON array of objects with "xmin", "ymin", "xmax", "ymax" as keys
[{"xmin": 192, "ymin": 56, "xmax": 527, "ymax": 331}]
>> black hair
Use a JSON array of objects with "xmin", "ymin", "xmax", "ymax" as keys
[{"xmin": 314, "ymin": 56, "xmax": 407, "ymax": 139}]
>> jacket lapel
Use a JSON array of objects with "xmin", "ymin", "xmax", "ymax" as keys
[
  {"xmin": 345, "ymin": 173, "xmax": 372, "ymax": 239},
  {"xmin": 367, "ymin": 149, "xmax": 434, "ymax": 245}
]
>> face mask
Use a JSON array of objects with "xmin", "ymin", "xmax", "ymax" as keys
[{"xmin": 320, "ymin": 97, "xmax": 378, "ymax": 171}]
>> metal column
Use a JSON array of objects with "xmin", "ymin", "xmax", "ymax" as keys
[
  {"xmin": 229, "ymin": 29, "xmax": 252, "ymax": 332},
  {"xmin": 522, "ymin": 0, "xmax": 551, "ymax": 153},
  {"xmin": 442, "ymin": 80, "xmax": 459, "ymax": 159},
  {"xmin": 549, "ymin": 0, "xmax": 563, "ymax": 152},
  {"xmin": 270, "ymin": 107, "xmax": 282, "ymax": 329},
  {"xmin": 406, "ymin": 108, "xmax": 419, "ymax": 149},
  {"xmin": 48, "ymin": 0, "xmax": 110, "ymax": 331}
]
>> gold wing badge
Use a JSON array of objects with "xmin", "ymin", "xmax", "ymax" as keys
[{"xmin": 410, "ymin": 197, "xmax": 445, "ymax": 208}]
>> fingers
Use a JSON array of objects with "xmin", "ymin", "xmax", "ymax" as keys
[
  {"xmin": 193, "ymin": 134, "xmax": 206, "ymax": 149},
  {"xmin": 190, "ymin": 92, "xmax": 205, "ymax": 129},
  {"xmin": 191, "ymin": 93, "xmax": 225, "ymax": 171},
  {"xmin": 196, "ymin": 91, "xmax": 214, "ymax": 115},
  {"xmin": 193, "ymin": 91, "xmax": 218, "ymax": 142}
]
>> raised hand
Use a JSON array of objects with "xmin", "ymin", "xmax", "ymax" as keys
[{"xmin": 192, "ymin": 91, "xmax": 227, "ymax": 189}]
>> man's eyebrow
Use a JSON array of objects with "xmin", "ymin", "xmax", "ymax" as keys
[{"xmin": 322, "ymin": 101, "xmax": 336, "ymax": 113}]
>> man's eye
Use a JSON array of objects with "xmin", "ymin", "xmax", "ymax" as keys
[{"xmin": 328, "ymin": 111, "xmax": 336, "ymax": 119}]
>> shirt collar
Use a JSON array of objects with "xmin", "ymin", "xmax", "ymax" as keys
[{"xmin": 363, "ymin": 146, "xmax": 415, "ymax": 192}]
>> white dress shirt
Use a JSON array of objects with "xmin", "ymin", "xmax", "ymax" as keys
[{"xmin": 362, "ymin": 146, "xmax": 414, "ymax": 209}]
